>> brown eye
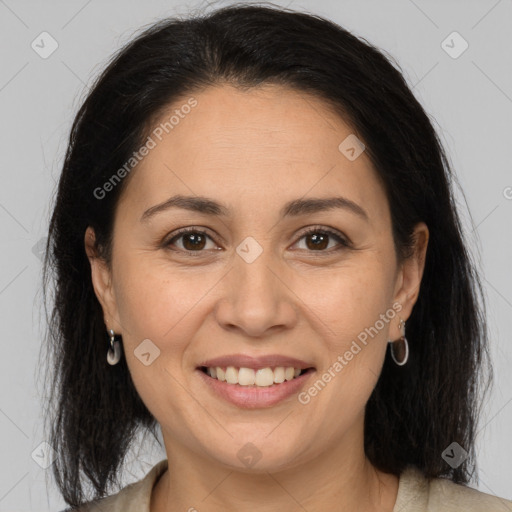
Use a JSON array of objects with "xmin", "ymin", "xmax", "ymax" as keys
[
  {"xmin": 166, "ymin": 229, "xmax": 218, "ymax": 253},
  {"xmin": 294, "ymin": 227, "xmax": 349, "ymax": 252},
  {"xmin": 304, "ymin": 232, "xmax": 330, "ymax": 250},
  {"xmin": 181, "ymin": 232, "xmax": 207, "ymax": 250}
]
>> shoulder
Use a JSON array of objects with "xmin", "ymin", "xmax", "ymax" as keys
[
  {"xmin": 427, "ymin": 473, "xmax": 512, "ymax": 512},
  {"xmin": 74, "ymin": 458, "xmax": 168, "ymax": 512},
  {"xmin": 395, "ymin": 465, "xmax": 512, "ymax": 512}
]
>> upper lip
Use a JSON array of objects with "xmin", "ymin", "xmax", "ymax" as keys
[{"xmin": 197, "ymin": 354, "xmax": 315, "ymax": 370}]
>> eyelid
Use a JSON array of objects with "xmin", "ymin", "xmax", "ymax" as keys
[
  {"xmin": 163, "ymin": 226, "xmax": 221, "ymax": 253},
  {"xmin": 163, "ymin": 225, "xmax": 351, "ymax": 254},
  {"xmin": 290, "ymin": 225, "xmax": 351, "ymax": 253}
]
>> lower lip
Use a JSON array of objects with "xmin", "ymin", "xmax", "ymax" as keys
[{"xmin": 196, "ymin": 368, "xmax": 315, "ymax": 409}]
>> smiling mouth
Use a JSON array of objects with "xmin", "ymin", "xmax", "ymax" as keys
[{"xmin": 198, "ymin": 366, "xmax": 315, "ymax": 387}]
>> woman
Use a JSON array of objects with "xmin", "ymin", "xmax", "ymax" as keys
[{"xmin": 42, "ymin": 3, "xmax": 512, "ymax": 511}]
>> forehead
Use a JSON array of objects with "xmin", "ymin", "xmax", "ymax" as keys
[{"xmin": 117, "ymin": 84, "xmax": 389, "ymax": 224}]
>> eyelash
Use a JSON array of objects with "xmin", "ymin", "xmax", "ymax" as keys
[{"xmin": 163, "ymin": 226, "xmax": 351, "ymax": 257}]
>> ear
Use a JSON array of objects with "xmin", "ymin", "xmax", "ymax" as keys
[
  {"xmin": 84, "ymin": 226, "xmax": 122, "ymax": 333},
  {"xmin": 391, "ymin": 222, "xmax": 429, "ymax": 338}
]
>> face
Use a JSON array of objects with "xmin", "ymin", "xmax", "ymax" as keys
[{"xmin": 86, "ymin": 84, "xmax": 428, "ymax": 472}]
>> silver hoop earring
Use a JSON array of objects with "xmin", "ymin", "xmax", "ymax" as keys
[
  {"xmin": 388, "ymin": 318, "xmax": 409, "ymax": 366},
  {"xmin": 107, "ymin": 329, "xmax": 122, "ymax": 365}
]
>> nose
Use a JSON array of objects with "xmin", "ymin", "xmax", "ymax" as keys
[{"xmin": 214, "ymin": 246, "xmax": 298, "ymax": 338}]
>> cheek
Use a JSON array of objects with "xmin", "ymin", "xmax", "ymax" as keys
[
  {"xmin": 112, "ymin": 256, "xmax": 225, "ymax": 367},
  {"xmin": 111, "ymin": 259, "xmax": 213, "ymax": 430},
  {"xmin": 114, "ymin": 257, "xmax": 192, "ymax": 334},
  {"xmin": 295, "ymin": 251, "xmax": 396, "ymax": 404},
  {"xmin": 299, "ymin": 258, "xmax": 395, "ymax": 344},
  {"xmin": 293, "ymin": 273, "xmax": 393, "ymax": 440}
]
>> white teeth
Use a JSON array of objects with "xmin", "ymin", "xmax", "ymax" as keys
[
  {"xmin": 238, "ymin": 367, "xmax": 255, "ymax": 386},
  {"xmin": 225, "ymin": 366, "xmax": 238, "ymax": 384},
  {"xmin": 216, "ymin": 367, "xmax": 226, "ymax": 382},
  {"xmin": 285, "ymin": 367, "xmax": 295, "ymax": 381},
  {"xmin": 205, "ymin": 366, "xmax": 306, "ymax": 386},
  {"xmin": 274, "ymin": 367, "xmax": 285, "ymax": 383},
  {"xmin": 255, "ymin": 368, "xmax": 274, "ymax": 387}
]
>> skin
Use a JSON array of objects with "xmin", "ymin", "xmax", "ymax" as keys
[{"xmin": 85, "ymin": 84, "xmax": 428, "ymax": 512}]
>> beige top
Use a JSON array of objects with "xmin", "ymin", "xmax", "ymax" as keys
[{"xmin": 80, "ymin": 458, "xmax": 512, "ymax": 511}]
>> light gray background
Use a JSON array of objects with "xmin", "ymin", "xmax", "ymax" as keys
[{"xmin": 0, "ymin": 0, "xmax": 511, "ymax": 510}]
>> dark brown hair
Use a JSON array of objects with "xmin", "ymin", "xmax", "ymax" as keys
[{"xmin": 41, "ymin": 3, "xmax": 492, "ymax": 508}]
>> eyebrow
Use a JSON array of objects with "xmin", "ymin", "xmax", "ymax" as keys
[{"xmin": 140, "ymin": 194, "xmax": 369, "ymax": 223}]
